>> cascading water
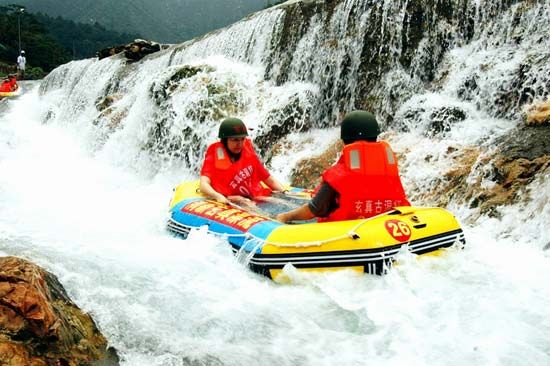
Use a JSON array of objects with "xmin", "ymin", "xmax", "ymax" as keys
[{"xmin": 1, "ymin": 0, "xmax": 549, "ymax": 365}]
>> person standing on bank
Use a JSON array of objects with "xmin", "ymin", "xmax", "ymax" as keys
[
  {"xmin": 200, "ymin": 117, "xmax": 286, "ymax": 205},
  {"xmin": 276, "ymin": 110, "xmax": 410, "ymax": 223},
  {"xmin": 16, "ymin": 50, "xmax": 26, "ymax": 79}
]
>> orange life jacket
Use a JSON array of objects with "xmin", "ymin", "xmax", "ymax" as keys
[
  {"xmin": 0, "ymin": 78, "xmax": 17, "ymax": 92},
  {"xmin": 0, "ymin": 81, "xmax": 11, "ymax": 92},
  {"xmin": 319, "ymin": 141, "xmax": 410, "ymax": 222},
  {"xmin": 202, "ymin": 139, "xmax": 271, "ymax": 198},
  {"xmin": 9, "ymin": 78, "xmax": 17, "ymax": 91}
]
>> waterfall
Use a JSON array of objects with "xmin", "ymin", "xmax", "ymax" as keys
[{"xmin": 1, "ymin": 2, "xmax": 549, "ymax": 363}]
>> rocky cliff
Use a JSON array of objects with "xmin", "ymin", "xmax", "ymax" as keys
[
  {"xmin": 39, "ymin": 0, "xmax": 549, "ymax": 222},
  {"xmin": 0, "ymin": 256, "xmax": 118, "ymax": 366}
]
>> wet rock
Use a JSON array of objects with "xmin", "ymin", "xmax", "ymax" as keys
[
  {"xmin": 94, "ymin": 107, "xmax": 128, "ymax": 132},
  {"xmin": 466, "ymin": 154, "xmax": 549, "ymax": 218},
  {"xmin": 146, "ymin": 64, "xmax": 247, "ymax": 170},
  {"xmin": 457, "ymin": 74, "xmax": 479, "ymax": 101},
  {"xmin": 96, "ymin": 45, "xmax": 126, "ymax": 60},
  {"xmin": 0, "ymin": 257, "xmax": 119, "ymax": 366},
  {"xmin": 525, "ymin": 101, "xmax": 550, "ymax": 126},
  {"xmin": 255, "ymin": 92, "xmax": 315, "ymax": 160},
  {"xmin": 0, "ymin": 341, "xmax": 47, "ymax": 366},
  {"xmin": 289, "ymin": 140, "xmax": 343, "ymax": 189},
  {"xmin": 493, "ymin": 55, "xmax": 550, "ymax": 120},
  {"xmin": 96, "ymin": 95, "xmax": 122, "ymax": 113},
  {"xmin": 97, "ymin": 39, "xmax": 163, "ymax": 62},
  {"xmin": 411, "ymin": 146, "xmax": 482, "ymax": 209},
  {"xmin": 495, "ymin": 125, "xmax": 550, "ymax": 161},
  {"xmin": 393, "ymin": 104, "xmax": 466, "ymax": 136},
  {"xmin": 168, "ymin": 65, "xmax": 211, "ymax": 85},
  {"xmin": 413, "ymin": 123, "xmax": 549, "ymax": 219},
  {"xmin": 427, "ymin": 106, "xmax": 467, "ymax": 136},
  {"xmin": 356, "ymin": 0, "xmax": 475, "ymax": 125},
  {"xmin": 93, "ymin": 94, "xmax": 127, "ymax": 137},
  {"xmin": 151, "ymin": 65, "xmax": 215, "ymax": 106},
  {"xmin": 396, "ymin": 107, "xmax": 424, "ymax": 133},
  {"xmin": 264, "ymin": 0, "xmax": 329, "ymax": 85}
]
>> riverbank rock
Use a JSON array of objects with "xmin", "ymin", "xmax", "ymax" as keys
[
  {"xmin": 0, "ymin": 256, "xmax": 119, "ymax": 366},
  {"xmin": 411, "ymin": 123, "xmax": 550, "ymax": 219},
  {"xmin": 293, "ymin": 115, "xmax": 549, "ymax": 221},
  {"xmin": 525, "ymin": 101, "xmax": 550, "ymax": 126},
  {"xmin": 289, "ymin": 140, "xmax": 343, "ymax": 189},
  {"xmin": 97, "ymin": 39, "xmax": 164, "ymax": 62}
]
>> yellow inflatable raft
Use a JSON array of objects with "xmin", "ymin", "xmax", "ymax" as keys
[{"xmin": 168, "ymin": 181, "xmax": 465, "ymax": 280}]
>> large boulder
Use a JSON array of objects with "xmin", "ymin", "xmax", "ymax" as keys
[
  {"xmin": 411, "ymin": 123, "xmax": 550, "ymax": 219},
  {"xmin": 0, "ymin": 256, "xmax": 118, "ymax": 366},
  {"xmin": 97, "ymin": 39, "xmax": 164, "ymax": 62},
  {"xmin": 289, "ymin": 140, "xmax": 343, "ymax": 189},
  {"xmin": 525, "ymin": 101, "xmax": 550, "ymax": 126}
]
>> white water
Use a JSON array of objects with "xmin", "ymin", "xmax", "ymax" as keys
[
  {"xmin": 1, "ymin": 82, "xmax": 549, "ymax": 365},
  {"xmin": 1, "ymin": 0, "xmax": 550, "ymax": 364}
]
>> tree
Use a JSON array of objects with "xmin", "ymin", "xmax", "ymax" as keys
[{"xmin": 0, "ymin": 5, "xmax": 70, "ymax": 74}]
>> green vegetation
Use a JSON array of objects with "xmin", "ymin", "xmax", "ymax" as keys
[
  {"xmin": 34, "ymin": 13, "xmax": 139, "ymax": 59},
  {"xmin": 0, "ymin": 4, "xmax": 139, "ymax": 78},
  {"xmin": 0, "ymin": 0, "xmax": 269, "ymax": 44},
  {"xmin": 0, "ymin": 4, "xmax": 70, "ymax": 77}
]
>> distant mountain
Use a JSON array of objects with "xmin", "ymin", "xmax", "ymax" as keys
[
  {"xmin": 1, "ymin": 4, "xmax": 143, "ymax": 75},
  {"xmin": 0, "ymin": 0, "xmax": 270, "ymax": 43},
  {"xmin": 34, "ymin": 13, "xmax": 139, "ymax": 59}
]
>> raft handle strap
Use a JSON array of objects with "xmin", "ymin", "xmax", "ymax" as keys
[{"xmin": 178, "ymin": 213, "xmax": 383, "ymax": 248}]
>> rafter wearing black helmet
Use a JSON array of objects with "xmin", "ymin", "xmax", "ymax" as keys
[{"xmin": 276, "ymin": 110, "xmax": 410, "ymax": 223}]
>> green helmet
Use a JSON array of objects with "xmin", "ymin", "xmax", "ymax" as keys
[
  {"xmin": 340, "ymin": 110, "xmax": 379, "ymax": 141},
  {"xmin": 218, "ymin": 118, "xmax": 248, "ymax": 138}
]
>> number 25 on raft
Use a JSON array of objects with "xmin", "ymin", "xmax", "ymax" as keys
[{"xmin": 384, "ymin": 220, "xmax": 412, "ymax": 242}]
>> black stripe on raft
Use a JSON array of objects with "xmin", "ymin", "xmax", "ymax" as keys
[{"xmin": 166, "ymin": 219, "xmax": 465, "ymax": 277}]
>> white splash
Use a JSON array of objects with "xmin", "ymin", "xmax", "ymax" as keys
[{"xmin": 1, "ymin": 1, "xmax": 549, "ymax": 365}]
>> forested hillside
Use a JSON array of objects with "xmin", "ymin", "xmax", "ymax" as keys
[
  {"xmin": 34, "ymin": 13, "xmax": 139, "ymax": 59},
  {"xmin": 0, "ymin": 4, "xmax": 68, "ymax": 77},
  {"xmin": 0, "ymin": 0, "xmax": 269, "ymax": 43},
  {"xmin": 0, "ymin": 5, "xmax": 139, "ymax": 78}
]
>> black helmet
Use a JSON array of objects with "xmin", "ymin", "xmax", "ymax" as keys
[
  {"xmin": 218, "ymin": 118, "xmax": 248, "ymax": 138},
  {"xmin": 341, "ymin": 110, "xmax": 379, "ymax": 142}
]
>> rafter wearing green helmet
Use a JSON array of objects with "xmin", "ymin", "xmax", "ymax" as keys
[
  {"xmin": 199, "ymin": 117, "xmax": 285, "ymax": 205},
  {"xmin": 218, "ymin": 118, "xmax": 248, "ymax": 139}
]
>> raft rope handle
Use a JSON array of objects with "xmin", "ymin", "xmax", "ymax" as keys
[
  {"xmin": 346, "ymin": 210, "xmax": 395, "ymax": 241},
  {"xmin": 178, "ymin": 210, "xmax": 395, "ymax": 248},
  {"xmin": 177, "ymin": 221, "xmax": 341, "ymax": 247},
  {"xmin": 225, "ymin": 216, "xmax": 378, "ymax": 248}
]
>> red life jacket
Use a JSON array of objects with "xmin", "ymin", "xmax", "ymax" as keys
[
  {"xmin": 202, "ymin": 139, "xmax": 271, "ymax": 198},
  {"xmin": 0, "ymin": 81, "xmax": 11, "ymax": 92},
  {"xmin": 319, "ymin": 141, "xmax": 410, "ymax": 222},
  {"xmin": 9, "ymin": 78, "xmax": 17, "ymax": 91},
  {"xmin": 0, "ymin": 77, "xmax": 16, "ymax": 92}
]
